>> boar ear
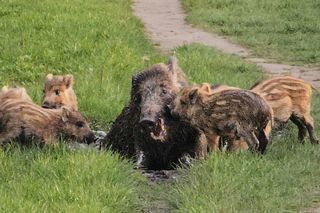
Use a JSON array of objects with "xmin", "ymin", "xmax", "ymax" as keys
[
  {"xmin": 1, "ymin": 86, "xmax": 8, "ymax": 93},
  {"xmin": 168, "ymin": 56, "xmax": 188, "ymax": 88},
  {"xmin": 64, "ymin": 75, "xmax": 74, "ymax": 88},
  {"xmin": 61, "ymin": 107, "xmax": 71, "ymax": 123},
  {"xmin": 46, "ymin": 73, "xmax": 53, "ymax": 80},
  {"xmin": 200, "ymin": 83, "xmax": 211, "ymax": 95},
  {"xmin": 189, "ymin": 89, "xmax": 199, "ymax": 105},
  {"xmin": 167, "ymin": 56, "xmax": 177, "ymax": 73}
]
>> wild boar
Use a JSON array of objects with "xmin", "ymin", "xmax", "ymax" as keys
[
  {"xmin": 42, "ymin": 74, "xmax": 78, "ymax": 111},
  {"xmin": 104, "ymin": 57, "xmax": 207, "ymax": 169},
  {"xmin": 0, "ymin": 92, "xmax": 94, "ymax": 145},
  {"xmin": 251, "ymin": 76, "xmax": 319, "ymax": 144},
  {"xmin": 0, "ymin": 86, "xmax": 32, "ymax": 102},
  {"xmin": 170, "ymin": 83, "xmax": 273, "ymax": 153}
]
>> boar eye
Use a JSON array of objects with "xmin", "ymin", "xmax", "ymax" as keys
[
  {"xmin": 55, "ymin": 90, "xmax": 60, "ymax": 96},
  {"xmin": 180, "ymin": 100, "xmax": 187, "ymax": 105},
  {"xmin": 75, "ymin": 121, "xmax": 84, "ymax": 128},
  {"xmin": 162, "ymin": 89, "xmax": 168, "ymax": 95},
  {"xmin": 42, "ymin": 90, "xmax": 45, "ymax": 94}
]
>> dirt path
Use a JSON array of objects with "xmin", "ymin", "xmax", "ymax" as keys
[{"xmin": 132, "ymin": 0, "xmax": 320, "ymax": 88}]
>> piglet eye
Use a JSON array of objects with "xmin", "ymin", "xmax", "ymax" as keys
[
  {"xmin": 55, "ymin": 90, "xmax": 60, "ymax": 96},
  {"xmin": 75, "ymin": 121, "xmax": 84, "ymax": 128},
  {"xmin": 42, "ymin": 90, "xmax": 45, "ymax": 94}
]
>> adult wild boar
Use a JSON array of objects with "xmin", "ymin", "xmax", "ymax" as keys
[{"xmin": 104, "ymin": 57, "xmax": 207, "ymax": 169}]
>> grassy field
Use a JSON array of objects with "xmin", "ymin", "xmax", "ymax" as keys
[
  {"xmin": 0, "ymin": 0, "xmax": 320, "ymax": 212},
  {"xmin": 181, "ymin": 0, "xmax": 320, "ymax": 65}
]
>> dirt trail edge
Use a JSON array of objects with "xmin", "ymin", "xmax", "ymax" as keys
[{"xmin": 132, "ymin": 0, "xmax": 320, "ymax": 88}]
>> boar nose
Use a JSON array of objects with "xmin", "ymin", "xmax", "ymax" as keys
[
  {"xmin": 84, "ymin": 132, "xmax": 96, "ymax": 144},
  {"xmin": 42, "ymin": 101, "xmax": 50, "ymax": 108},
  {"xmin": 139, "ymin": 116, "xmax": 156, "ymax": 132}
]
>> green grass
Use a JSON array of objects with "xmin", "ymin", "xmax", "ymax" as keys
[
  {"xmin": 182, "ymin": 0, "xmax": 320, "ymax": 65},
  {"xmin": 0, "ymin": 145, "xmax": 145, "ymax": 212},
  {"xmin": 0, "ymin": 0, "xmax": 320, "ymax": 212},
  {"xmin": 176, "ymin": 44, "xmax": 264, "ymax": 87}
]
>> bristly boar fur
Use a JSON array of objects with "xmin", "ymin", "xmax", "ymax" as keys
[
  {"xmin": 103, "ymin": 57, "xmax": 207, "ymax": 169},
  {"xmin": 0, "ymin": 87, "xmax": 94, "ymax": 145},
  {"xmin": 251, "ymin": 76, "xmax": 319, "ymax": 144},
  {"xmin": 42, "ymin": 74, "xmax": 78, "ymax": 111},
  {"xmin": 209, "ymin": 84, "xmax": 272, "ymax": 151},
  {"xmin": 170, "ymin": 83, "xmax": 273, "ymax": 153},
  {"xmin": 0, "ymin": 86, "xmax": 33, "ymax": 102}
]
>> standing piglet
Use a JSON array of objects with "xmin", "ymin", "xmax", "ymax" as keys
[
  {"xmin": 170, "ymin": 83, "xmax": 273, "ymax": 153},
  {"xmin": 0, "ymin": 92, "xmax": 94, "ymax": 145},
  {"xmin": 251, "ymin": 76, "xmax": 319, "ymax": 144}
]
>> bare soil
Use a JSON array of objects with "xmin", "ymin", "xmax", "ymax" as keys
[{"xmin": 133, "ymin": 0, "xmax": 320, "ymax": 88}]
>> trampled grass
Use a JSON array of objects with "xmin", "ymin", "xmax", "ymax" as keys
[
  {"xmin": 0, "ymin": 0, "xmax": 320, "ymax": 212},
  {"xmin": 181, "ymin": 0, "xmax": 320, "ymax": 65}
]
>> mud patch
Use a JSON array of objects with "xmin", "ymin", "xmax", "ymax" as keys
[{"xmin": 142, "ymin": 169, "xmax": 179, "ymax": 183}]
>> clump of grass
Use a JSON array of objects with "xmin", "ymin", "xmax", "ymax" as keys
[{"xmin": 182, "ymin": 0, "xmax": 320, "ymax": 65}]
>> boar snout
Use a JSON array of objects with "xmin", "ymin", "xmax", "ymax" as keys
[
  {"xmin": 139, "ymin": 117, "xmax": 156, "ymax": 133},
  {"xmin": 42, "ymin": 101, "xmax": 50, "ymax": 109},
  {"xmin": 83, "ymin": 131, "xmax": 96, "ymax": 144}
]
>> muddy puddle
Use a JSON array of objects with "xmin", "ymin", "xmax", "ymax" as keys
[{"xmin": 142, "ymin": 169, "xmax": 179, "ymax": 183}]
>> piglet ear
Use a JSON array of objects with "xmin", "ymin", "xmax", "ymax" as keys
[
  {"xmin": 200, "ymin": 83, "xmax": 211, "ymax": 95},
  {"xmin": 63, "ymin": 74, "xmax": 74, "ymax": 88},
  {"xmin": 189, "ymin": 88, "xmax": 199, "ymax": 105},
  {"xmin": 61, "ymin": 106, "xmax": 71, "ymax": 123},
  {"xmin": 1, "ymin": 86, "xmax": 8, "ymax": 93},
  {"xmin": 46, "ymin": 73, "xmax": 53, "ymax": 80}
]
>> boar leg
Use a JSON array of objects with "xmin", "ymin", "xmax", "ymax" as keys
[
  {"xmin": 290, "ymin": 114, "xmax": 307, "ymax": 143},
  {"xmin": 240, "ymin": 131, "xmax": 259, "ymax": 152},
  {"xmin": 206, "ymin": 132, "xmax": 221, "ymax": 152},
  {"xmin": 302, "ymin": 114, "xmax": 319, "ymax": 144},
  {"xmin": 0, "ymin": 128, "xmax": 21, "ymax": 145},
  {"xmin": 194, "ymin": 132, "xmax": 208, "ymax": 158},
  {"xmin": 256, "ymin": 129, "xmax": 269, "ymax": 154}
]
